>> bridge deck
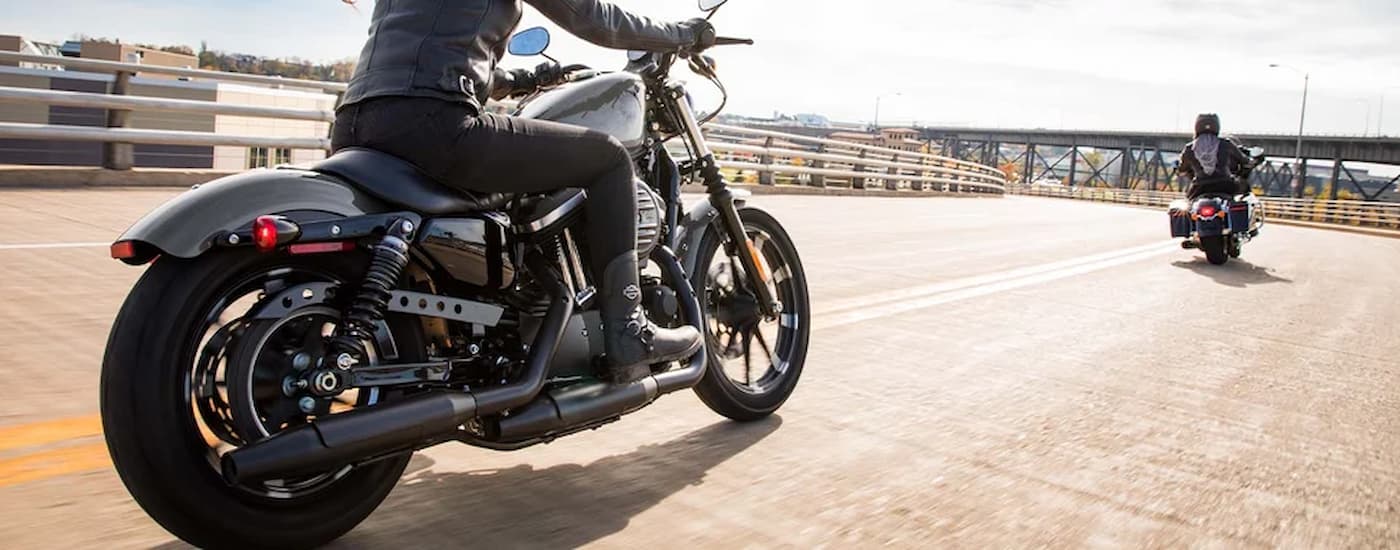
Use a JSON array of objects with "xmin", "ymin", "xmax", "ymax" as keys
[{"xmin": 2, "ymin": 190, "xmax": 1399, "ymax": 547}]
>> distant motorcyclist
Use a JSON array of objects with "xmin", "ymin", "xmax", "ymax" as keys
[{"xmin": 1178, "ymin": 113, "xmax": 1255, "ymax": 199}]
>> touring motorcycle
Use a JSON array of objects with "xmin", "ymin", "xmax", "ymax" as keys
[
  {"xmin": 1169, "ymin": 145, "xmax": 1266, "ymax": 265},
  {"xmin": 100, "ymin": 1, "xmax": 808, "ymax": 547}
]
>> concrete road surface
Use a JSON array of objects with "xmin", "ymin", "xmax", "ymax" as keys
[{"xmin": 2, "ymin": 188, "xmax": 1399, "ymax": 548}]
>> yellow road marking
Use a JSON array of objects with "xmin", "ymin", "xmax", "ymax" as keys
[
  {"xmin": 0, "ymin": 443, "xmax": 111, "ymax": 488},
  {"xmin": 0, "ymin": 414, "xmax": 103, "ymax": 453}
]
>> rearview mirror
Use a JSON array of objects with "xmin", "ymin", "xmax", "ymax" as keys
[
  {"xmin": 698, "ymin": 0, "xmax": 728, "ymax": 11},
  {"xmin": 507, "ymin": 27, "xmax": 550, "ymax": 56},
  {"xmin": 1246, "ymin": 146, "xmax": 1265, "ymax": 158}
]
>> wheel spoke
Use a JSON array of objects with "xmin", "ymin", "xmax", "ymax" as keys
[
  {"xmin": 741, "ymin": 325, "xmax": 753, "ymax": 387},
  {"xmin": 261, "ymin": 399, "xmax": 301, "ymax": 433},
  {"xmin": 300, "ymin": 322, "xmax": 328, "ymax": 358},
  {"xmin": 754, "ymin": 327, "xmax": 775, "ymax": 366}
]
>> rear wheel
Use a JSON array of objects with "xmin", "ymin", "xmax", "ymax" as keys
[
  {"xmin": 1227, "ymin": 237, "xmax": 1242, "ymax": 258},
  {"xmin": 1202, "ymin": 236, "xmax": 1229, "ymax": 265},
  {"xmin": 691, "ymin": 207, "xmax": 810, "ymax": 421},
  {"xmin": 101, "ymin": 250, "xmax": 424, "ymax": 549}
]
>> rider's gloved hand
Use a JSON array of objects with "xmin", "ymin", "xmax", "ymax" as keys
[
  {"xmin": 681, "ymin": 17, "xmax": 717, "ymax": 52},
  {"xmin": 532, "ymin": 61, "xmax": 564, "ymax": 88},
  {"xmin": 506, "ymin": 68, "xmax": 538, "ymax": 95}
]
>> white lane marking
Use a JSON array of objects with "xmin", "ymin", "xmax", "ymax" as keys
[
  {"xmin": 816, "ymin": 240, "xmax": 1174, "ymax": 317},
  {"xmin": 814, "ymin": 242, "xmax": 1178, "ymax": 330},
  {"xmin": 0, "ymin": 242, "xmax": 108, "ymax": 250}
]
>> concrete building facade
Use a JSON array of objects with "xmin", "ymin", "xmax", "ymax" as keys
[{"xmin": 0, "ymin": 38, "xmax": 333, "ymax": 169}]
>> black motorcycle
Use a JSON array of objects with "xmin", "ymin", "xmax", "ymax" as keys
[{"xmin": 100, "ymin": 1, "xmax": 808, "ymax": 547}]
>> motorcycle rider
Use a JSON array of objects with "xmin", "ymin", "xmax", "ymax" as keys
[
  {"xmin": 331, "ymin": 0, "xmax": 714, "ymax": 383},
  {"xmin": 1177, "ymin": 113, "xmax": 1255, "ymax": 199}
]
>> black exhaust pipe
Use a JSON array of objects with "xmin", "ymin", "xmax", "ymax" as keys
[
  {"xmin": 494, "ymin": 246, "xmax": 707, "ymax": 442},
  {"xmin": 222, "ymin": 392, "xmax": 477, "ymax": 483},
  {"xmin": 223, "ymin": 256, "xmax": 573, "ymax": 484}
]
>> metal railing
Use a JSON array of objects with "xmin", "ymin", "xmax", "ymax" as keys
[
  {"xmin": 0, "ymin": 51, "xmax": 338, "ymax": 169},
  {"xmin": 1009, "ymin": 183, "xmax": 1400, "ymax": 229},
  {"xmin": 0, "ymin": 50, "xmax": 1011, "ymax": 191},
  {"xmin": 704, "ymin": 123, "xmax": 1007, "ymax": 194}
]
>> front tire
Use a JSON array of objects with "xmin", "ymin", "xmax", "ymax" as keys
[
  {"xmin": 1202, "ymin": 236, "xmax": 1229, "ymax": 265},
  {"xmin": 101, "ymin": 250, "xmax": 419, "ymax": 549},
  {"xmin": 690, "ymin": 207, "xmax": 810, "ymax": 421}
]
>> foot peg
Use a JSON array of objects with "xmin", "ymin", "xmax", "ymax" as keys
[{"xmin": 1180, "ymin": 240, "xmax": 1198, "ymax": 250}]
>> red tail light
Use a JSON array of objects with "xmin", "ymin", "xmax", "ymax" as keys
[
  {"xmin": 110, "ymin": 240, "xmax": 137, "ymax": 259},
  {"xmin": 253, "ymin": 215, "xmax": 280, "ymax": 252},
  {"xmin": 1197, "ymin": 205, "xmax": 1217, "ymax": 218}
]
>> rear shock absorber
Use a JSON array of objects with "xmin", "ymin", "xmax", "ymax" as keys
[{"xmin": 328, "ymin": 218, "xmax": 416, "ymax": 362}]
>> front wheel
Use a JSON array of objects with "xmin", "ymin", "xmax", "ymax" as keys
[
  {"xmin": 101, "ymin": 250, "xmax": 422, "ymax": 549},
  {"xmin": 690, "ymin": 207, "xmax": 810, "ymax": 421},
  {"xmin": 1202, "ymin": 236, "xmax": 1229, "ymax": 265}
]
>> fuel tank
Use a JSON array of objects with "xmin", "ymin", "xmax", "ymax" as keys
[{"xmin": 515, "ymin": 72, "xmax": 646, "ymax": 154}]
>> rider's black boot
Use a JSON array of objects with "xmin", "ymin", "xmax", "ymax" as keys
[{"xmin": 599, "ymin": 252, "xmax": 703, "ymax": 384}]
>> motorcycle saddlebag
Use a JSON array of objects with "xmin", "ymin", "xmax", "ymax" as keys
[
  {"xmin": 1168, "ymin": 200, "xmax": 1191, "ymax": 238},
  {"xmin": 1228, "ymin": 201, "xmax": 1250, "ymax": 234}
]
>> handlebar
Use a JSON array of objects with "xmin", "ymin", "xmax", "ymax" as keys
[{"xmin": 713, "ymin": 36, "xmax": 754, "ymax": 46}]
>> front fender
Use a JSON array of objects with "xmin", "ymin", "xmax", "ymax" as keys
[
  {"xmin": 115, "ymin": 168, "xmax": 387, "ymax": 264},
  {"xmin": 675, "ymin": 190, "xmax": 751, "ymax": 276}
]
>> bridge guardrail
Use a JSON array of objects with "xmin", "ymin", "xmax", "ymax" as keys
[
  {"xmin": 0, "ymin": 50, "xmax": 1011, "ymax": 192},
  {"xmin": 705, "ymin": 123, "xmax": 1006, "ymax": 194},
  {"xmin": 1008, "ymin": 183, "xmax": 1400, "ymax": 229},
  {"xmin": 0, "ymin": 51, "xmax": 337, "ymax": 169}
]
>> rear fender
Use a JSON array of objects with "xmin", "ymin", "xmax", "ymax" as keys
[
  {"xmin": 1195, "ymin": 218, "xmax": 1226, "ymax": 237},
  {"xmin": 114, "ymin": 168, "xmax": 388, "ymax": 264}
]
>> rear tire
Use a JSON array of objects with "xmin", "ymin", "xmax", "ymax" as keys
[
  {"xmin": 101, "ymin": 250, "xmax": 419, "ymax": 549},
  {"xmin": 1202, "ymin": 236, "xmax": 1229, "ymax": 265},
  {"xmin": 690, "ymin": 207, "xmax": 810, "ymax": 422}
]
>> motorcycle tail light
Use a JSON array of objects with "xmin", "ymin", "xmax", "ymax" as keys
[
  {"xmin": 1198, "ymin": 205, "xmax": 1217, "ymax": 218},
  {"xmin": 253, "ymin": 216, "xmax": 280, "ymax": 252},
  {"xmin": 110, "ymin": 240, "xmax": 137, "ymax": 259}
]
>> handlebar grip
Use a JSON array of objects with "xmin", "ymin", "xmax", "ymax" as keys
[{"xmin": 713, "ymin": 37, "xmax": 754, "ymax": 46}]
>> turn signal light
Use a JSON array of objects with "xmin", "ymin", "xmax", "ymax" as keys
[
  {"xmin": 110, "ymin": 240, "xmax": 137, "ymax": 259},
  {"xmin": 253, "ymin": 216, "xmax": 282, "ymax": 252}
]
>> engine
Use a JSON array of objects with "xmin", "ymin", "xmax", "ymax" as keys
[{"xmin": 635, "ymin": 180, "xmax": 662, "ymax": 260}]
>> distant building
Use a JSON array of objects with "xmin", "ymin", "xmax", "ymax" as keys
[
  {"xmin": 0, "ymin": 38, "xmax": 331, "ymax": 170},
  {"xmin": 827, "ymin": 128, "xmax": 928, "ymax": 154},
  {"xmin": 791, "ymin": 113, "xmax": 830, "ymax": 128},
  {"xmin": 0, "ymin": 35, "xmax": 65, "ymax": 69},
  {"xmin": 77, "ymin": 41, "xmax": 197, "ymax": 70}
]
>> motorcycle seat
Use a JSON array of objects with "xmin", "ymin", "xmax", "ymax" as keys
[{"xmin": 311, "ymin": 148, "xmax": 512, "ymax": 215}]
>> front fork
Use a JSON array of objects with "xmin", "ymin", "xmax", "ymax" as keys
[{"xmin": 667, "ymin": 83, "xmax": 780, "ymax": 319}]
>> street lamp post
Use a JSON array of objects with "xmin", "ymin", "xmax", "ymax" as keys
[
  {"xmin": 1354, "ymin": 98, "xmax": 1372, "ymax": 137},
  {"xmin": 873, "ymin": 92, "xmax": 901, "ymax": 129},
  {"xmin": 1270, "ymin": 64, "xmax": 1309, "ymax": 197},
  {"xmin": 1380, "ymin": 86, "xmax": 1400, "ymax": 137}
]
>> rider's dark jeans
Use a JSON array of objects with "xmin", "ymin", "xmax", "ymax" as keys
[{"xmin": 331, "ymin": 96, "xmax": 637, "ymax": 282}]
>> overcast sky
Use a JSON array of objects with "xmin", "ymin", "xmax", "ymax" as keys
[{"xmin": 9, "ymin": 0, "xmax": 1400, "ymax": 135}]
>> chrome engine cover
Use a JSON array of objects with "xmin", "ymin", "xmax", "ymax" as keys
[{"xmin": 635, "ymin": 180, "xmax": 662, "ymax": 261}]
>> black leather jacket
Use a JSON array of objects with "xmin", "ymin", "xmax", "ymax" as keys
[
  {"xmin": 1179, "ymin": 137, "xmax": 1253, "ymax": 198},
  {"xmin": 340, "ymin": 0, "xmax": 695, "ymax": 112}
]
